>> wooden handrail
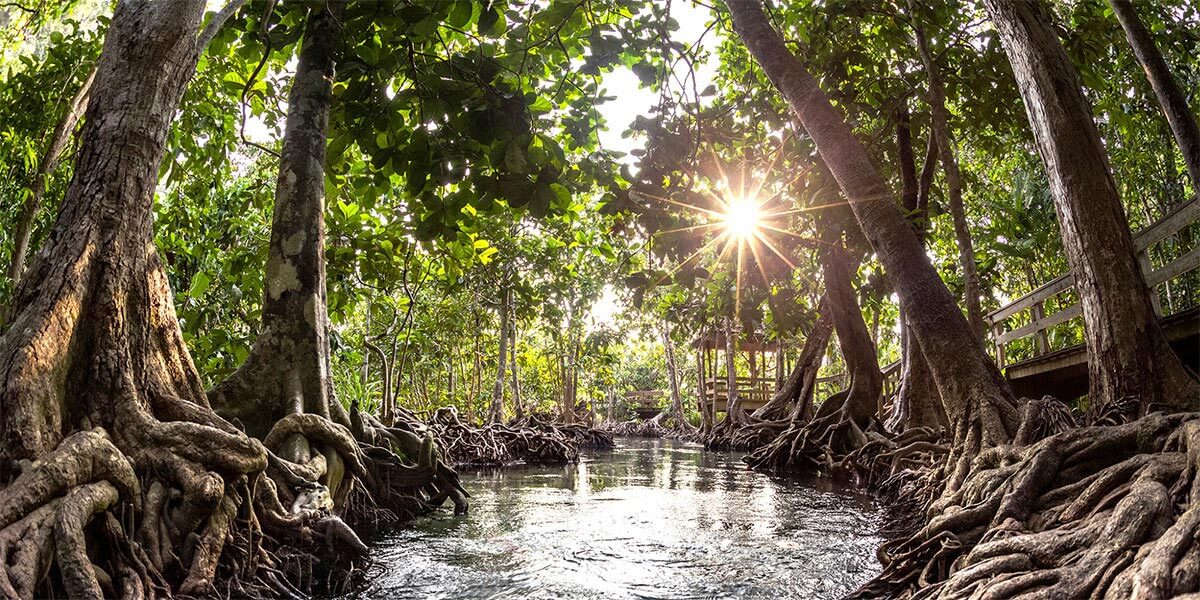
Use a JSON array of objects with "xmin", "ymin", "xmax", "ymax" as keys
[{"xmin": 985, "ymin": 197, "xmax": 1198, "ymax": 366}]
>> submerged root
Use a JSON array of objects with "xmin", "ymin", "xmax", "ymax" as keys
[{"xmin": 428, "ymin": 407, "xmax": 611, "ymax": 466}]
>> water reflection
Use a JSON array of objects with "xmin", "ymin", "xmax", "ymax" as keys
[{"xmin": 350, "ymin": 438, "xmax": 882, "ymax": 600}]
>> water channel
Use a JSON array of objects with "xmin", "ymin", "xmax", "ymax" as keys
[{"xmin": 351, "ymin": 437, "xmax": 884, "ymax": 599}]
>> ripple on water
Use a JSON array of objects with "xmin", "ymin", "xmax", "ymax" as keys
[{"xmin": 346, "ymin": 437, "xmax": 882, "ymax": 600}]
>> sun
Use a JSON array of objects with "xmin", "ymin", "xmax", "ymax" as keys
[{"xmin": 722, "ymin": 195, "xmax": 763, "ymax": 240}]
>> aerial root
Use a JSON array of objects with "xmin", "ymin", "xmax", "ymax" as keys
[
  {"xmin": 427, "ymin": 407, "xmax": 608, "ymax": 466},
  {"xmin": 853, "ymin": 411, "xmax": 1200, "ymax": 599}
]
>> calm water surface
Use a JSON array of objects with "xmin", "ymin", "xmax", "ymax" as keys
[{"xmin": 352, "ymin": 437, "xmax": 883, "ymax": 599}]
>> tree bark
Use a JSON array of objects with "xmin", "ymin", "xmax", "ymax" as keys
[
  {"xmin": 892, "ymin": 93, "xmax": 947, "ymax": 432},
  {"xmin": 509, "ymin": 320, "xmax": 523, "ymax": 418},
  {"xmin": 1107, "ymin": 0, "xmax": 1200, "ymax": 198},
  {"xmin": 0, "ymin": 1, "xmax": 313, "ymax": 595},
  {"xmin": 727, "ymin": 0, "xmax": 1016, "ymax": 448},
  {"xmin": 982, "ymin": 0, "xmax": 1200, "ymax": 411},
  {"xmin": 697, "ymin": 347, "xmax": 711, "ymax": 432},
  {"xmin": 910, "ymin": 5, "xmax": 986, "ymax": 338},
  {"xmin": 488, "ymin": 287, "xmax": 510, "ymax": 423},
  {"xmin": 822, "ymin": 244, "xmax": 883, "ymax": 427},
  {"xmin": 724, "ymin": 318, "xmax": 742, "ymax": 424},
  {"xmin": 209, "ymin": 6, "xmax": 345, "ymax": 438},
  {"xmin": 662, "ymin": 322, "xmax": 688, "ymax": 428},
  {"xmin": 753, "ymin": 302, "xmax": 832, "ymax": 423}
]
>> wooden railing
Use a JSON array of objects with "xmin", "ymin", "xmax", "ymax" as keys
[
  {"xmin": 985, "ymin": 198, "xmax": 1200, "ymax": 368},
  {"xmin": 623, "ymin": 390, "xmax": 664, "ymax": 407},
  {"xmin": 702, "ymin": 376, "xmax": 778, "ymax": 411}
]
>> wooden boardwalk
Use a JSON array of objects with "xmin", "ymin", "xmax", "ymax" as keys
[{"xmin": 985, "ymin": 198, "xmax": 1199, "ymax": 400}]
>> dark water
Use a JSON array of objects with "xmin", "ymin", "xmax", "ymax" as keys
[{"xmin": 351, "ymin": 437, "xmax": 883, "ymax": 600}]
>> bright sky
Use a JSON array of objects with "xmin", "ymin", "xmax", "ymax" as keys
[
  {"xmin": 594, "ymin": 1, "xmax": 719, "ymax": 157},
  {"xmin": 213, "ymin": 0, "xmax": 722, "ymax": 331},
  {"xmin": 588, "ymin": 1, "xmax": 720, "ymax": 329}
]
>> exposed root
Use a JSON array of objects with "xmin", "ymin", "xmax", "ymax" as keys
[
  {"xmin": 427, "ymin": 407, "xmax": 611, "ymax": 466},
  {"xmin": 854, "ymin": 410, "xmax": 1200, "ymax": 599}
]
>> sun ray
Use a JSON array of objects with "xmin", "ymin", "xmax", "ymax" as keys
[
  {"xmin": 753, "ymin": 230, "xmax": 797, "ymax": 271},
  {"xmin": 630, "ymin": 190, "xmax": 727, "ymax": 219},
  {"xmin": 652, "ymin": 222, "xmax": 725, "ymax": 237},
  {"xmin": 745, "ymin": 234, "xmax": 776, "ymax": 287},
  {"xmin": 650, "ymin": 235, "xmax": 726, "ymax": 287}
]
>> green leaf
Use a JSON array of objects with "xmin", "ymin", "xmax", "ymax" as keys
[
  {"xmin": 188, "ymin": 272, "xmax": 211, "ymax": 298},
  {"xmin": 447, "ymin": 1, "xmax": 473, "ymax": 28},
  {"xmin": 505, "ymin": 142, "xmax": 528, "ymax": 173},
  {"xmin": 478, "ymin": 5, "xmax": 500, "ymax": 34}
]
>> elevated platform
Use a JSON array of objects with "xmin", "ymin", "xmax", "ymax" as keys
[{"xmin": 1005, "ymin": 307, "xmax": 1200, "ymax": 400}]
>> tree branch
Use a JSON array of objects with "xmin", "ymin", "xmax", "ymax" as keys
[{"xmin": 196, "ymin": 0, "xmax": 251, "ymax": 51}]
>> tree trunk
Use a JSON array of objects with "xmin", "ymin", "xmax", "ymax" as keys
[
  {"xmin": 910, "ymin": 5, "xmax": 986, "ymax": 338},
  {"xmin": 727, "ymin": 0, "xmax": 1017, "ymax": 453},
  {"xmin": 983, "ymin": 0, "xmax": 1200, "ymax": 412},
  {"xmin": 5, "ymin": 63, "xmax": 96, "ymax": 290},
  {"xmin": 822, "ymin": 244, "xmax": 883, "ymax": 428},
  {"xmin": 753, "ymin": 303, "xmax": 832, "ymax": 422},
  {"xmin": 891, "ymin": 91, "xmax": 947, "ymax": 432},
  {"xmin": 510, "ymin": 320, "xmax": 523, "ymax": 418},
  {"xmin": 697, "ymin": 347, "xmax": 711, "ymax": 432},
  {"xmin": 0, "ymin": 1, "xmax": 311, "ymax": 595},
  {"xmin": 209, "ymin": 6, "xmax": 344, "ymax": 439},
  {"xmin": 662, "ymin": 322, "xmax": 688, "ymax": 428},
  {"xmin": 1108, "ymin": 0, "xmax": 1200, "ymax": 198},
  {"xmin": 488, "ymin": 287, "xmax": 510, "ymax": 423},
  {"xmin": 724, "ymin": 318, "xmax": 742, "ymax": 424},
  {"xmin": 890, "ymin": 314, "xmax": 948, "ymax": 432}
]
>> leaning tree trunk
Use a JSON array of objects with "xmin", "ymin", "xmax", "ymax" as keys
[
  {"xmin": 727, "ymin": 0, "xmax": 1017, "ymax": 464},
  {"xmin": 745, "ymin": 242, "xmax": 884, "ymax": 475},
  {"xmin": 751, "ymin": 301, "xmax": 832, "ymax": 423},
  {"xmin": 820, "ymin": 243, "xmax": 884, "ymax": 434},
  {"xmin": 1108, "ymin": 0, "xmax": 1200, "ymax": 198},
  {"xmin": 909, "ymin": 8, "xmax": 986, "ymax": 339},
  {"xmin": 6, "ymin": 63, "xmax": 96, "ymax": 290},
  {"xmin": 983, "ymin": 0, "xmax": 1200, "ymax": 413}
]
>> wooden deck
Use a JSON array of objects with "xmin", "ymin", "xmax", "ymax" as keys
[
  {"xmin": 625, "ymin": 390, "xmax": 665, "ymax": 420},
  {"xmin": 702, "ymin": 377, "xmax": 775, "ymax": 413}
]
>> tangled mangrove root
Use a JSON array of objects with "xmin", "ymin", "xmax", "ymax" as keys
[
  {"xmin": 605, "ymin": 412, "xmax": 700, "ymax": 442},
  {"xmin": 428, "ymin": 407, "xmax": 611, "ymax": 466},
  {"xmin": 512, "ymin": 415, "xmax": 615, "ymax": 450},
  {"xmin": 854, "ymin": 405, "xmax": 1200, "ymax": 599},
  {"xmin": 606, "ymin": 415, "xmax": 671, "ymax": 438},
  {"xmin": 744, "ymin": 390, "xmax": 888, "ymax": 478}
]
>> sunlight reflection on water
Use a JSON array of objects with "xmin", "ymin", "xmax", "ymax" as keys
[{"xmin": 347, "ymin": 437, "xmax": 882, "ymax": 599}]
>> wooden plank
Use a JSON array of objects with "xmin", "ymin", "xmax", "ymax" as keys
[
  {"xmin": 1146, "ymin": 246, "xmax": 1200, "ymax": 288},
  {"xmin": 986, "ymin": 273, "xmax": 1074, "ymax": 324},
  {"xmin": 1134, "ymin": 198, "xmax": 1200, "ymax": 251},
  {"xmin": 997, "ymin": 304, "xmax": 1082, "ymax": 345}
]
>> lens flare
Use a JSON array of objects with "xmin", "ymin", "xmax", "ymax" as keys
[{"xmin": 722, "ymin": 195, "xmax": 762, "ymax": 239}]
